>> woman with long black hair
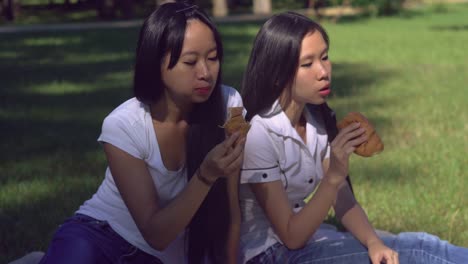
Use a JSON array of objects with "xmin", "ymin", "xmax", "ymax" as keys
[
  {"xmin": 239, "ymin": 11, "xmax": 468, "ymax": 264},
  {"xmin": 39, "ymin": 2, "xmax": 244, "ymax": 263}
]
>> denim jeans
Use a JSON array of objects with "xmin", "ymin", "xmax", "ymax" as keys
[
  {"xmin": 39, "ymin": 214, "xmax": 163, "ymax": 264},
  {"xmin": 247, "ymin": 232, "xmax": 468, "ymax": 264}
]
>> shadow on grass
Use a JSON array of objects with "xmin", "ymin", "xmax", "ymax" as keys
[
  {"xmin": 331, "ymin": 63, "xmax": 394, "ymax": 97},
  {"xmin": 0, "ymin": 176, "xmax": 103, "ymax": 263},
  {"xmin": 0, "ymin": 90, "xmax": 130, "ymax": 164},
  {"xmin": 0, "ymin": 29, "xmax": 137, "ymax": 171},
  {"xmin": 0, "ymin": 29, "xmax": 138, "ymax": 92},
  {"xmin": 430, "ymin": 24, "xmax": 468, "ymax": 31}
]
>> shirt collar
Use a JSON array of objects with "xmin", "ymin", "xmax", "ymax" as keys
[{"xmin": 258, "ymin": 100, "xmax": 318, "ymax": 142}]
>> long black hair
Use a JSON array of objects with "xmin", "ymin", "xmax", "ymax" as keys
[
  {"xmin": 241, "ymin": 11, "xmax": 329, "ymax": 121},
  {"xmin": 133, "ymin": 2, "xmax": 229, "ymax": 263}
]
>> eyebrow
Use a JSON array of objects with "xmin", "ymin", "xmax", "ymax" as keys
[
  {"xmin": 180, "ymin": 47, "xmax": 217, "ymax": 57},
  {"xmin": 299, "ymin": 47, "xmax": 329, "ymax": 61}
]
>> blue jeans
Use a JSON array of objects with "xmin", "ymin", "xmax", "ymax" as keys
[
  {"xmin": 247, "ymin": 232, "xmax": 468, "ymax": 264},
  {"xmin": 39, "ymin": 214, "xmax": 163, "ymax": 264}
]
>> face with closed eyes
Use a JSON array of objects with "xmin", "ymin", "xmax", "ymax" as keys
[
  {"xmin": 161, "ymin": 19, "xmax": 220, "ymax": 107},
  {"xmin": 289, "ymin": 30, "xmax": 332, "ymax": 107}
]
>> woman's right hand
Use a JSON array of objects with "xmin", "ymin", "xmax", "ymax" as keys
[
  {"xmin": 326, "ymin": 122, "xmax": 367, "ymax": 186},
  {"xmin": 200, "ymin": 132, "xmax": 245, "ymax": 182}
]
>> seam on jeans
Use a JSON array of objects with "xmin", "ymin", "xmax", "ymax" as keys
[
  {"xmin": 118, "ymin": 246, "xmax": 139, "ymax": 263},
  {"xmin": 296, "ymin": 251, "xmax": 368, "ymax": 263},
  {"xmin": 247, "ymin": 243, "xmax": 280, "ymax": 263},
  {"xmin": 74, "ymin": 214, "xmax": 95, "ymax": 223},
  {"xmin": 297, "ymin": 249, "xmax": 456, "ymax": 264},
  {"xmin": 397, "ymin": 249, "xmax": 456, "ymax": 264}
]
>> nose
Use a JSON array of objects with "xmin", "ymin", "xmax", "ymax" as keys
[
  {"xmin": 197, "ymin": 62, "xmax": 210, "ymax": 80},
  {"xmin": 316, "ymin": 62, "xmax": 329, "ymax": 80}
]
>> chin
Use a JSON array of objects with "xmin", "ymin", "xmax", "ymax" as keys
[
  {"xmin": 309, "ymin": 98, "xmax": 326, "ymax": 105},
  {"xmin": 193, "ymin": 96, "xmax": 211, "ymax": 104}
]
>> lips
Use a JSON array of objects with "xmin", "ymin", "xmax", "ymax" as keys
[
  {"xmin": 195, "ymin": 86, "xmax": 211, "ymax": 95},
  {"xmin": 319, "ymin": 85, "xmax": 331, "ymax": 96}
]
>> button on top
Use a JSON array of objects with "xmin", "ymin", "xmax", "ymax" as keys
[
  {"xmin": 308, "ymin": 178, "xmax": 314, "ymax": 184},
  {"xmin": 262, "ymin": 173, "xmax": 268, "ymax": 179}
]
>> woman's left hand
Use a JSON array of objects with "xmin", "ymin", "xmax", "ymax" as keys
[{"xmin": 368, "ymin": 240, "xmax": 399, "ymax": 264}]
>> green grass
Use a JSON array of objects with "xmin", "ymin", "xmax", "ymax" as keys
[
  {"xmin": 1, "ymin": 4, "xmax": 468, "ymax": 263},
  {"xmin": 0, "ymin": 0, "xmax": 155, "ymax": 25},
  {"xmin": 325, "ymin": 4, "xmax": 468, "ymax": 247}
]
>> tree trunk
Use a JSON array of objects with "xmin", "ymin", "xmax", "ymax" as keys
[
  {"xmin": 227, "ymin": 0, "xmax": 239, "ymax": 9},
  {"xmin": 4, "ymin": 0, "xmax": 19, "ymax": 21},
  {"xmin": 96, "ymin": 0, "xmax": 116, "ymax": 19},
  {"xmin": 118, "ymin": 0, "xmax": 133, "ymax": 19},
  {"xmin": 212, "ymin": 0, "xmax": 228, "ymax": 17},
  {"xmin": 252, "ymin": 0, "xmax": 271, "ymax": 15},
  {"xmin": 332, "ymin": 0, "xmax": 351, "ymax": 23}
]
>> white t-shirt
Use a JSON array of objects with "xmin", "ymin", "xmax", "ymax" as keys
[
  {"xmin": 77, "ymin": 85, "xmax": 243, "ymax": 263},
  {"xmin": 239, "ymin": 100, "xmax": 348, "ymax": 263}
]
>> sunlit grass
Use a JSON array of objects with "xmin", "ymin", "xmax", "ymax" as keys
[
  {"xmin": 323, "ymin": 6, "xmax": 468, "ymax": 247},
  {"xmin": 22, "ymin": 70, "xmax": 132, "ymax": 95},
  {"xmin": 21, "ymin": 36, "xmax": 83, "ymax": 46}
]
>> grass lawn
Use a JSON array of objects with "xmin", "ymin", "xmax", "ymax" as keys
[{"xmin": 1, "ymin": 3, "xmax": 467, "ymax": 263}]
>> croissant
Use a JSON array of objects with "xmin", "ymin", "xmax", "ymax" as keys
[
  {"xmin": 222, "ymin": 107, "xmax": 251, "ymax": 143},
  {"xmin": 337, "ymin": 112, "xmax": 384, "ymax": 157}
]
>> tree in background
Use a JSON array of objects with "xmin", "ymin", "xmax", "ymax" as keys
[
  {"xmin": 304, "ymin": 0, "xmax": 327, "ymax": 19},
  {"xmin": 253, "ymin": 0, "xmax": 271, "ymax": 14},
  {"xmin": 351, "ymin": 0, "xmax": 406, "ymax": 15},
  {"xmin": 212, "ymin": 0, "xmax": 228, "ymax": 17},
  {"xmin": 1, "ymin": 0, "xmax": 20, "ymax": 21},
  {"xmin": 96, "ymin": 0, "xmax": 134, "ymax": 19},
  {"xmin": 0, "ymin": 0, "xmax": 409, "ymax": 23},
  {"xmin": 377, "ymin": 0, "xmax": 406, "ymax": 15}
]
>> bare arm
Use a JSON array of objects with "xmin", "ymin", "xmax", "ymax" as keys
[
  {"xmin": 103, "ymin": 133, "xmax": 244, "ymax": 251},
  {"xmin": 335, "ymin": 180, "xmax": 398, "ymax": 264},
  {"xmin": 340, "ymin": 202, "xmax": 381, "ymax": 247},
  {"xmin": 104, "ymin": 143, "xmax": 212, "ymax": 251},
  {"xmin": 325, "ymin": 150, "xmax": 381, "ymax": 248},
  {"xmin": 325, "ymin": 152, "xmax": 382, "ymax": 248},
  {"xmin": 324, "ymin": 125, "xmax": 398, "ymax": 264},
  {"xmin": 251, "ymin": 176, "xmax": 340, "ymax": 249},
  {"xmin": 327, "ymin": 151, "xmax": 398, "ymax": 264},
  {"xmin": 334, "ymin": 183, "xmax": 382, "ymax": 248}
]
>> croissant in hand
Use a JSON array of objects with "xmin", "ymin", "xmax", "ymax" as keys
[
  {"xmin": 221, "ymin": 107, "xmax": 251, "ymax": 144},
  {"xmin": 337, "ymin": 112, "xmax": 384, "ymax": 157}
]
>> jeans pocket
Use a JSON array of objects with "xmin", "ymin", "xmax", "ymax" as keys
[
  {"xmin": 118, "ymin": 245, "xmax": 164, "ymax": 264},
  {"xmin": 118, "ymin": 245, "xmax": 139, "ymax": 264},
  {"xmin": 57, "ymin": 214, "xmax": 96, "ymax": 229},
  {"xmin": 68, "ymin": 214, "xmax": 121, "ymax": 240},
  {"xmin": 71, "ymin": 214, "xmax": 111, "ymax": 229}
]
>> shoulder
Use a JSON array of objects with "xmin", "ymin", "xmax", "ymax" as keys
[
  {"xmin": 104, "ymin": 98, "xmax": 148, "ymax": 127},
  {"xmin": 99, "ymin": 98, "xmax": 151, "ymax": 159},
  {"xmin": 245, "ymin": 116, "xmax": 278, "ymax": 149},
  {"xmin": 101, "ymin": 98, "xmax": 149, "ymax": 139},
  {"xmin": 241, "ymin": 115, "xmax": 282, "ymax": 182},
  {"xmin": 221, "ymin": 84, "xmax": 243, "ymax": 108}
]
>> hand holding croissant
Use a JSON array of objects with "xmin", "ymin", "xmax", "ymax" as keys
[{"xmin": 337, "ymin": 112, "xmax": 384, "ymax": 157}]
